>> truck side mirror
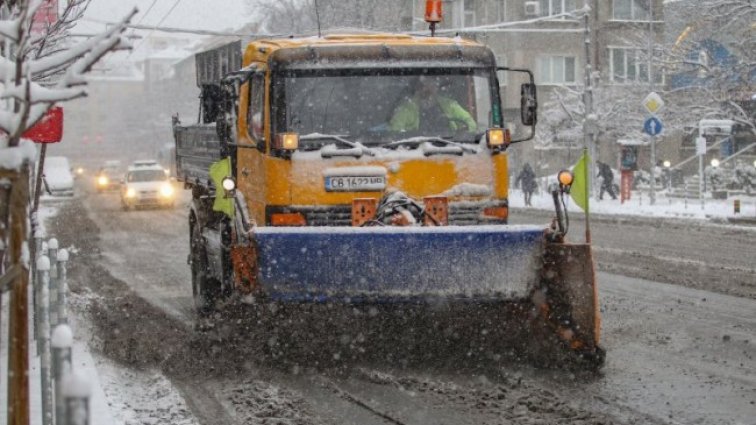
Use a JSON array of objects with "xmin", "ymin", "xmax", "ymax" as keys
[{"xmin": 520, "ymin": 83, "xmax": 537, "ymax": 126}]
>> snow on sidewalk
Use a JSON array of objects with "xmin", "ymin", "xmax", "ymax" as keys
[
  {"xmin": 509, "ymin": 188, "xmax": 756, "ymax": 222},
  {"xmin": 86, "ymin": 350, "xmax": 198, "ymax": 425},
  {"xmin": 0, "ymin": 292, "xmax": 198, "ymax": 425},
  {"xmin": 2, "ymin": 199, "xmax": 199, "ymax": 425}
]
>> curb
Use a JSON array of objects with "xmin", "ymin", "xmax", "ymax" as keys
[{"xmin": 726, "ymin": 216, "xmax": 756, "ymax": 226}]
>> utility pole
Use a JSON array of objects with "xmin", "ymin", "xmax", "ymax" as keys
[
  {"xmin": 582, "ymin": 6, "xmax": 595, "ymax": 243},
  {"xmin": 582, "ymin": 7, "xmax": 597, "ymax": 202},
  {"xmin": 647, "ymin": 7, "xmax": 656, "ymax": 205}
]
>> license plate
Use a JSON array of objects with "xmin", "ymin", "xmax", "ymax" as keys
[{"xmin": 325, "ymin": 176, "xmax": 386, "ymax": 192}]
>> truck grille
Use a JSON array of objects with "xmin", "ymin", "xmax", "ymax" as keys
[{"xmin": 267, "ymin": 200, "xmax": 508, "ymax": 226}]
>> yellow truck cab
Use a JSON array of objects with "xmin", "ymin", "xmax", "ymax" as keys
[{"xmin": 199, "ymin": 34, "xmax": 535, "ymax": 226}]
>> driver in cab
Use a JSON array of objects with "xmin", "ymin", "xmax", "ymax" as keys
[{"xmin": 389, "ymin": 75, "xmax": 477, "ymax": 133}]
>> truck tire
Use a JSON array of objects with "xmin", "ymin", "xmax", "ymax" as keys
[{"xmin": 191, "ymin": 222, "xmax": 221, "ymax": 316}]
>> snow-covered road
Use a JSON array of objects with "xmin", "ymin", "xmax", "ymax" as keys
[{"xmin": 42, "ymin": 182, "xmax": 756, "ymax": 425}]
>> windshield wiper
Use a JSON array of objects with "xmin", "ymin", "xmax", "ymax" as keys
[
  {"xmin": 384, "ymin": 136, "xmax": 479, "ymax": 154},
  {"xmin": 299, "ymin": 133, "xmax": 377, "ymax": 158}
]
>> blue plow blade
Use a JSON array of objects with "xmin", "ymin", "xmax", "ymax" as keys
[{"xmin": 254, "ymin": 225, "xmax": 545, "ymax": 303}]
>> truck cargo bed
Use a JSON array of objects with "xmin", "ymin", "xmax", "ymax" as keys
[{"xmin": 173, "ymin": 123, "xmax": 221, "ymax": 187}]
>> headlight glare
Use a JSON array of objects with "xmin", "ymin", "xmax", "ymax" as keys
[{"xmin": 160, "ymin": 184, "xmax": 174, "ymax": 197}]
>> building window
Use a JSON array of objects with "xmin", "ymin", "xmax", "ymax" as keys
[
  {"xmin": 536, "ymin": 55, "xmax": 576, "ymax": 84},
  {"xmin": 612, "ymin": 0, "xmax": 650, "ymax": 21},
  {"xmin": 609, "ymin": 47, "xmax": 663, "ymax": 84},
  {"xmin": 539, "ymin": 0, "xmax": 576, "ymax": 17},
  {"xmin": 496, "ymin": 0, "xmax": 507, "ymax": 22},
  {"xmin": 463, "ymin": 0, "xmax": 476, "ymax": 27}
]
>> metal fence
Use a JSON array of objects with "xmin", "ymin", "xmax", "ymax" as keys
[{"xmin": 2, "ymin": 233, "xmax": 91, "ymax": 425}]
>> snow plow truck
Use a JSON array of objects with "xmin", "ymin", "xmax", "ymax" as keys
[{"xmin": 173, "ymin": 33, "xmax": 604, "ymax": 367}]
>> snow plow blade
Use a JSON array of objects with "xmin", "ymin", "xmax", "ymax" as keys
[
  {"xmin": 254, "ymin": 226, "xmax": 544, "ymax": 302},
  {"xmin": 249, "ymin": 226, "xmax": 603, "ymax": 367}
]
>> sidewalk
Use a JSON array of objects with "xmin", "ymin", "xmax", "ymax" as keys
[
  {"xmin": 0, "ymin": 197, "xmax": 198, "ymax": 425},
  {"xmin": 510, "ymin": 188, "xmax": 756, "ymax": 223}
]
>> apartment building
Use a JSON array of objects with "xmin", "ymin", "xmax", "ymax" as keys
[{"xmin": 411, "ymin": 0, "xmax": 665, "ymax": 169}]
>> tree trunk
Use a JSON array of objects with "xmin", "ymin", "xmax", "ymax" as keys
[{"xmin": 2, "ymin": 165, "xmax": 31, "ymax": 425}]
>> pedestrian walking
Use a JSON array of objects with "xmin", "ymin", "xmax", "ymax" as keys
[
  {"xmin": 515, "ymin": 163, "xmax": 537, "ymax": 206},
  {"xmin": 597, "ymin": 161, "xmax": 618, "ymax": 200}
]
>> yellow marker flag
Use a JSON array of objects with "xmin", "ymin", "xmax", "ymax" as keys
[
  {"xmin": 570, "ymin": 152, "xmax": 590, "ymax": 212},
  {"xmin": 208, "ymin": 157, "xmax": 234, "ymax": 218}
]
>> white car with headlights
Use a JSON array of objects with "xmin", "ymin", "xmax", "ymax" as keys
[{"xmin": 120, "ymin": 163, "xmax": 175, "ymax": 210}]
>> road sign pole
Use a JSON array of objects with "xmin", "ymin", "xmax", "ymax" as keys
[
  {"xmin": 650, "ymin": 134, "xmax": 656, "ymax": 205},
  {"xmin": 647, "ymin": 16, "xmax": 655, "ymax": 206},
  {"xmin": 696, "ymin": 135, "xmax": 706, "ymax": 210},
  {"xmin": 699, "ymin": 153, "xmax": 705, "ymax": 210}
]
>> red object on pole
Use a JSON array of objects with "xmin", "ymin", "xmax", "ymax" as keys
[
  {"xmin": 620, "ymin": 170, "xmax": 633, "ymax": 204},
  {"xmin": 424, "ymin": 0, "xmax": 443, "ymax": 23},
  {"xmin": 22, "ymin": 107, "xmax": 63, "ymax": 144}
]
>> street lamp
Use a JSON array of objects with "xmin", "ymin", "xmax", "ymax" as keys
[
  {"xmin": 663, "ymin": 160, "xmax": 671, "ymax": 192},
  {"xmin": 711, "ymin": 158, "xmax": 720, "ymax": 167}
]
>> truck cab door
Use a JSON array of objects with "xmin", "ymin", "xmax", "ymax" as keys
[
  {"xmin": 237, "ymin": 70, "xmax": 269, "ymax": 224},
  {"xmin": 246, "ymin": 72, "xmax": 266, "ymax": 151}
]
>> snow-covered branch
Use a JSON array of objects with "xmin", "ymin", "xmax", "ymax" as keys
[{"xmin": 0, "ymin": 4, "xmax": 137, "ymax": 146}]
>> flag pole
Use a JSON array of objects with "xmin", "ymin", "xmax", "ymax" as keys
[{"xmin": 583, "ymin": 147, "xmax": 591, "ymax": 244}]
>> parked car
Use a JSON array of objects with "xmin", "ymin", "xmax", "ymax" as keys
[
  {"xmin": 95, "ymin": 160, "xmax": 122, "ymax": 192},
  {"xmin": 120, "ymin": 162, "xmax": 175, "ymax": 210},
  {"xmin": 42, "ymin": 156, "xmax": 74, "ymax": 197}
]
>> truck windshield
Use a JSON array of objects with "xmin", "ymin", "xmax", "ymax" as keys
[{"xmin": 273, "ymin": 68, "xmax": 499, "ymax": 150}]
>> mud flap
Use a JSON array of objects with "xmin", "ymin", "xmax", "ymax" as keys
[
  {"xmin": 535, "ymin": 243, "xmax": 603, "ymax": 366},
  {"xmin": 230, "ymin": 245, "xmax": 258, "ymax": 294},
  {"xmin": 251, "ymin": 226, "xmax": 546, "ymax": 302}
]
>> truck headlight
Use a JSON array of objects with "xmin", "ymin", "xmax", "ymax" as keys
[
  {"xmin": 160, "ymin": 184, "xmax": 174, "ymax": 198},
  {"xmin": 97, "ymin": 176, "xmax": 109, "ymax": 186},
  {"xmin": 221, "ymin": 176, "xmax": 236, "ymax": 199},
  {"xmin": 126, "ymin": 187, "xmax": 136, "ymax": 198},
  {"xmin": 221, "ymin": 177, "xmax": 236, "ymax": 191}
]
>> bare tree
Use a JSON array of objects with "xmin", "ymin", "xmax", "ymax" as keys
[
  {"xmin": 24, "ymin": 0, "xmax": 92, "ymax": 79},
  {"xmin": 536, "ymin": 79, "xmax": 647, "ymax": 151},
  {"xmin": 0, "ymin": 3, "xmax": 135, "ymax": 421},
  {"xmin": 660, "ymin": 0, "xmax": 754, "ymax": 134}
]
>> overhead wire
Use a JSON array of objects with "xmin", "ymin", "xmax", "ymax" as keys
[
  {"xmin": 128, "ymin": 0, "xmax": 184, "ymax": 58},
  {"xmin": 125, "ymin": 0, "xmax": 159, "ymax": 42},
  {"xmin": 134, "ymin": 0, "xmax": 160, "ymax": 26}
]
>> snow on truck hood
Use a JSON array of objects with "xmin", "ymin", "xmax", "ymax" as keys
[{"xmin": 323, "ymin": 166, "xmax": 386, "ymax": 177}]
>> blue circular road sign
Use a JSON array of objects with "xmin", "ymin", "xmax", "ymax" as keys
[{"xmin": 644, "ymin": 116, "xmax": 663, "ymax": 136}]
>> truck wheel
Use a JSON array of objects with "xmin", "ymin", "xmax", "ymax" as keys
[{"xmin": 191, "ymin": 222, "xmax": 221, "ymax": 316}]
